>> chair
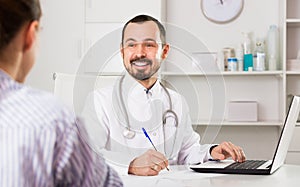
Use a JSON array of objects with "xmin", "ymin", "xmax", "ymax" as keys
[{"xmin": 53, "ymin": 72, "xmax": 121, "ymax": 114}]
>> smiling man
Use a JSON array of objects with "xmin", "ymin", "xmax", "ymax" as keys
[
  {"xmin": 82, "ymin": 14, "xmax": 246, "ymax": 176},
  {"xmin": 121, "ymin": 18, "xmax": 169, "ymax": 85}
]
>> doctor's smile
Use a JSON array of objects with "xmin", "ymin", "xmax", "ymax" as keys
[{"xmin": 130, "ymin": 58, "xmax": 152, "ymax": 68}]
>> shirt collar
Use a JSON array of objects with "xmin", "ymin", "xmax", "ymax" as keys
[
  {"xmin": 0, "ymin": 68, "xmax": 21, "ymax": 92},
  {"xmin": 0, "ymin": 69, "xmax": 11, "ymax": 79},
  {"xmin": 122, "ymin": 73, "xmax": 162, "ymax": 99}
]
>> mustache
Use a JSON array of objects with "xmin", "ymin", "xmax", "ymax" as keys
[{"xmin": 130, "ymin": 58, "xmax": 152, "ymax": 65}]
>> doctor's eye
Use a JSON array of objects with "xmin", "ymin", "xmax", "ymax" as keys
[
  {"xmin": 143, "ymin": 41, "xmax": 157, "ymax": 48},
  {"xmin": 125, "ymin": 42, "xmax": 136, "ymax": 48}
]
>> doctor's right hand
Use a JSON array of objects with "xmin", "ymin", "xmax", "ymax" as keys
[{"xmin": 128, "ymin": 149, "xmax": 169, "ymax": 176}]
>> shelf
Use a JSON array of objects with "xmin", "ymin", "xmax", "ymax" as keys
[
  {"xmin": 191, "ymin": 122, "xmax": 299, "ymax": 127},
  {"xmin": 221, "ymin": 71, "xmax": 283, "ymax": 76},
  {"xmin": 286, "ymin": 19, "xmax": 300, "ymax": 27},
  {"xmin": 286, "ymin": 19, "xmax": 300, "ymax": 22},
  {"xmin": 286, "ymin": 19, "xmax": 300, "ymax": 25},
  {"xmin": 192, "ymin": 121, "xmax": 282, "ymax": 126},
  {"xmin": 286, "ymin": 71, "xmax": 300, "ymax": 75},
  {"xmin": 84, "ymin": 71, "xmax": 284, "ymax": 77},
  {"xmin": 161, "ymin": 71, "xmax": 283, "ymax": 76}
]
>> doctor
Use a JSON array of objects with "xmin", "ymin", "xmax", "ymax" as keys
[{"xmin": 81, "ymin": 14, "xmax": 246, "ymax": 176}]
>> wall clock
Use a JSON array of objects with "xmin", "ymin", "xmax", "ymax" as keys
[{"xmin": 201, "ymin": 0, "xmax": 244, "ymax": 24}]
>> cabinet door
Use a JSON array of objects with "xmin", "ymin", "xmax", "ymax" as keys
[
  {"xmin": 85, "ymin": 0, "xmax": 166, "ymax": 23},
  {"xmin": 26, "ymin": 0, "xmax": 85, "ymax": 91}
]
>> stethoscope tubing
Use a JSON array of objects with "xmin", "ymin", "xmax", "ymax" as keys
[
  {"xmin": 118, "ymin": 75, "xmax": 179, "ymax": 159},
  {"xmin": 118, "ymin": 75, "xmax": 178, "ymax": 136}
]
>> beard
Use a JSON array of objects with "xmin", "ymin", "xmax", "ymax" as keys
[{"xmin": 126, "ymin": 58, "xmax": 160, "ymax": 81}]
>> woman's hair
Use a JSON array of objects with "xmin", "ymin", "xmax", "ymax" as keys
[{"xmin": 0, "ymin": 0, "xmax": 42, "ymax": 52}]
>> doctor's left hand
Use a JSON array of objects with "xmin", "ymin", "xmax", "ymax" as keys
[
  {"xmin": 210, "ymin": 141, "xmax": 246, "ymax": 163},
  {"xmin": 128, "ymin": 149, "xmax": 169, "ymax": 176}
]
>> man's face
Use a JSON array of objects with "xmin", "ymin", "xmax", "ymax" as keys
[{"xmin": 121, "ymin": 21, "xmax": 169, "ymax": 81}]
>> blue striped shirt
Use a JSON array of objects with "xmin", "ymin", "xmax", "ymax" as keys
[{"xmin": 0, "ymin": 70, "xmax": 123, "ymax": 187}]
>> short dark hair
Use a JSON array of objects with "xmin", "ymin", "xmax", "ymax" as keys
[
  {"xmin": 0, "ymin": 0, "xmax": 42, "ymax": 53},
  {"xmin": 121, "ymin": 14, "xmax": 166, "ymax": 46}
]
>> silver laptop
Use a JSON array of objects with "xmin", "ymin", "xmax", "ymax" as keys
[{"xmin": 190, "ymin": 95, "xmax": 300, "ymax": 175}]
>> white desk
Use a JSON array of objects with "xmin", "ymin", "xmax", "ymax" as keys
[{"xmin": 120, "ymin": 164, "xmax": 300, "ymax": 187}]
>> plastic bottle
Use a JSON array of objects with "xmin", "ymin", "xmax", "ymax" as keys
[
  {"xmin": 242, "ymin": 32, "xmax": 251, "ymax": 54},
  {"xmin": 223, "ymin": 47, "xmax": 235, "ymax": 71},
  {"xmin": 242, "ymin": 32, "xmax": 253, "ymax": 71},
  {"xmin": 267, "ymin": 25, "xmax": 279, "ymax": 70},
  {"xmin": 227, "ymin": 57, "xmax": 238, "ymax": 71},
  {"xmin": 253, "ymin": 40, "xmax": 266, "ymax": 71}
]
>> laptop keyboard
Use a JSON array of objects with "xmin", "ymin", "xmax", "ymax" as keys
[{"xmin": 225, "ymin": 160, "xmax": 267, "ymax": 170}]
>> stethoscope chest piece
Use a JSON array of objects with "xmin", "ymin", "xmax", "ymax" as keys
[{"xmin": 123, "ymin": 128, "xmax": 135, "ymax": 139}]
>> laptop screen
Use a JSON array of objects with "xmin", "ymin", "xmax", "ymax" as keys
[{"xmin": 270, "ymin": 96, "xmax": 300, "ymax": 173}]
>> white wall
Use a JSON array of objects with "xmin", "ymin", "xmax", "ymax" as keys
[{"xmin": 166, "ymin": 0, "xmax": 280, "ymax": 53}]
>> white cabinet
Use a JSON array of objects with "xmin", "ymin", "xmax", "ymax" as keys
[
  {"xmin": 158, "ymin": 0, "xmax": 300, "ymax": 162},
  {"xmin": 161, "ymin": 72, "xmax": 284, "ymax": 125},
  {"xmin": 160, "ymin": 53, "xmax": 285, "ymax": 159},
  {"xmin": 284, "ymin": 0, "xmax": 300, "ymax": 164},
  {"xmin": 85, "ymin": 0, "xmax": 166, "ymax": 23}
]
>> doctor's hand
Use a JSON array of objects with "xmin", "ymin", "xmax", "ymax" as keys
[
  {"xmin": 210, "ymin": 141, "xmax": 246, "ymax": 163},
  {"xmin": 128, "ymin": 149, "xmax": 169, "ymax": 176}
]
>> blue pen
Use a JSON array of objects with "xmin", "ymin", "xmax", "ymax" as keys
[{"xmin": 142, "ymin": 127, "xmax": 169, "ymax": 171}]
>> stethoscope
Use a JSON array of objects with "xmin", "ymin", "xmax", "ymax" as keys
[{"xmin": 118, "ymin": 74, "xmax": 178, "ymax": 142}]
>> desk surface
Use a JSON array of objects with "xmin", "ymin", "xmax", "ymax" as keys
[{"xmin": 120, "ymin": 164, "xmax": 300, "ymax": 187}]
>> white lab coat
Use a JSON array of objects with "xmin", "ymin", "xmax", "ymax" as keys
[{"xmin": 81, "ymin": 74, "xmax": 213, "ymax": 173}]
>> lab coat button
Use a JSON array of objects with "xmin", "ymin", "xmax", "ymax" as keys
[{"xmin": 152, "ymin": 132, "xmax": 156, "ymax": 136}]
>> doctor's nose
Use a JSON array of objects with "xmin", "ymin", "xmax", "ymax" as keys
[{"xmin": 135, "ymin": 44, "xmax": 147, "ymax": 58}]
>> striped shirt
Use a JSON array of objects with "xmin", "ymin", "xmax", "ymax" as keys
[{"xmin": 0, "ymin": 70, "xmax": 123, "ymax": 187}]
